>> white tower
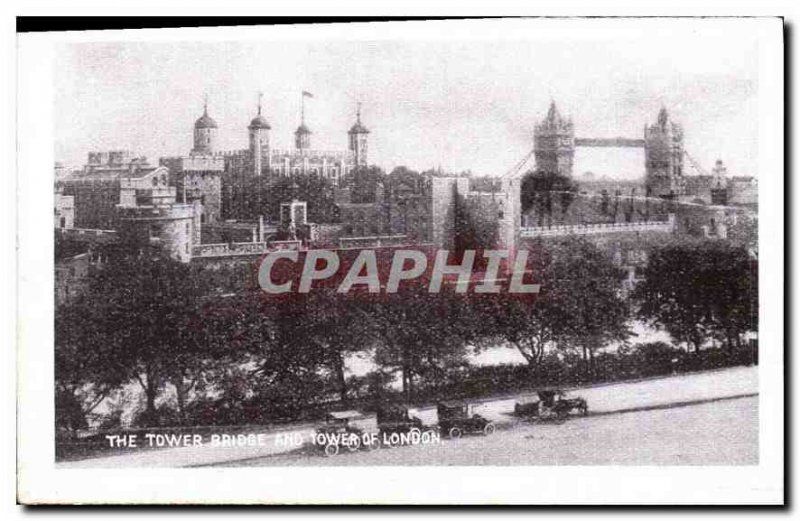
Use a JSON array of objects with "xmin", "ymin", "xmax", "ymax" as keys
[{"xmin": 248, "ymin": 92, "xmax": 271, "ymax": 176}]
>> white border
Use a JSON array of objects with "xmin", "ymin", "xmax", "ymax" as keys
[{"xmin": 16, "ymin": 17, "xmax": 784, "ymax": 505}]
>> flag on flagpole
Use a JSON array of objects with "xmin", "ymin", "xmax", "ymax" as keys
[{"xmin": 302, "ymin": 91, "xmax": 314, "ymax": 98}]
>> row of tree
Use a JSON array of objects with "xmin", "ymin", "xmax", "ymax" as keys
[{"xmin": 55, "ymin": 237, "xmax": 757, "ymax": 434}]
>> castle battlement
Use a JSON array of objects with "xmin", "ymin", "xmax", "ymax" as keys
[{"xmin": 269, "ymin": 148, "xmax": 353, "ymax": 160}]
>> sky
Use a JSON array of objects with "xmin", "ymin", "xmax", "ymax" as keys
[{"xmin": 54, "ymin": 22, "xmax": 760, "ymax": 179}]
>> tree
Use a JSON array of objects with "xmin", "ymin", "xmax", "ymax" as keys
[
  {"xmin": 475, "ymin": 238, "xmax": 629, "ymax": 378},
  {"xmin": 547, "ymin": 238, "xmax": 631, "ymax": 376},
  {"xmin": 633, "ymin": 239, "xmax": 757, "ymax": 354},
  {"xmin": 473, "ymin": 291, "xmax": 569, "ymax": 370},
  {"xmin": 55, "ymin": 299, "xmax": 128, "ymax": 435},
  {"xmin": 520, "ymin": 170, "xmax": 579, "ymax": 225},
  {"xmin": 372, "ymin": 287, "xmax": 474, "ymax": 402},
  {"xmin": 76, "ymin": 251, "xmax": 220, "ymax": 426},
  {"xmin": 346, "ymin": 165, "xmax": 387, "ymax": 204},
  {"xmin": 263, "ymin": 175, "xmax": 338, "ymax": 223},
  {"xmin": 295, "ymin": 291, "xmax": 379, "ymax": 403}
]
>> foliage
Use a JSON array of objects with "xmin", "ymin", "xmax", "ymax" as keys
[
  {"xmin": 346, "ymin": 165, "xmax": 387, "ymax": 204},
  {"xmin": 634, "ymin": 239, "xmax": 757, "ymax": 353},
  {"xmin": 55, "ymin": 298, "xmax": 129, "ymax": 435},
  {"xmin": 474, "ymin": 238, "xmax": 629, "ymax": 377},
  {"xmin": 64, "ymin": 251, "xmax": 228, "ymax": 426},
  {"xmin": 263, "ymin": 175, "xmax": 339, "ymax": 223},
  {"xmin": 370, "ymin": 286, "xmax": 474, "ymax": 401},
  {"xmin": 520, "ymin": 169, "xmax": 579, "ymax": 222}
]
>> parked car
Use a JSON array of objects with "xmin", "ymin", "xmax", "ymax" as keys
[
  {"xmin": 315, "ymin": 410, "xmax": 369, "ymax": 457},
  {"xmin": 514, "ymin": 389, "xmax": 588, "ymax": 421},
  {"xmin": 436, "ymin": 401, "xmax": 495, "ymax": 438},
  {"xmin": 376, "ymin": 404, "xmax": 426, "ymax": 438}
]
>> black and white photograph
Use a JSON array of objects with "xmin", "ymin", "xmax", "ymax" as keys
[{"xmin": 15, "ymin": 16, "xmax": 784, "ymax": 505}]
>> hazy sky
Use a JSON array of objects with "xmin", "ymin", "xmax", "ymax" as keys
[{"xmin": 54, "ymin": 25, "xmax": 759, "ymax": 179}]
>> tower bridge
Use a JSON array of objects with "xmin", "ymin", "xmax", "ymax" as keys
[{"xmin": 529, "ymin": 101, "xmax": 688, "ymax": 199}]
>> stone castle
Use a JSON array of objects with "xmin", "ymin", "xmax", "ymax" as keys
[{"xmin": 55, "ymin": 96, "xmax": 756, "ymax": 304}]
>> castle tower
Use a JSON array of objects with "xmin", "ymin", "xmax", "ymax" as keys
[
  {"xmin": 348, "ymin": 103, "xmax": 370, "ymax": 167},
  {"xmin": 710, "ymin": 159, "xmax": 729, "ymax": 206},
  {"xmin": 644, "ymin": 107, "xmax": 685, "ymax": 198},
  {"xmin": 295, "ymin": 124, "xmax": 311, "ymax": 150},
  {"xmin": 248, "ymin": 93, "xmax": 271, "ymax": 176},
  {"xmin": 192, "ymin": 97, "xmax": 218, "ymax": 155},
  {"xmin": 534, "ymin": 101, "xmax": 575, "ymax": 177}
]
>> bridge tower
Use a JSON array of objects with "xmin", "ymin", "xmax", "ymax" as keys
[
  {"xmin": 534, "ymin": 101, "xmax": 575, "ymax": 177},
  {"xmin": 644, "ymin": 107, "xmax": 685, "ymax": 198}
]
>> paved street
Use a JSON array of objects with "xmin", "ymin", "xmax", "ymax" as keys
[
  {"xmin": 232, "ymin": 395, "xmax": 758, "ymax": 466},
  {"xmin": 58, "ymin": 365, "xmax": 758, "ymax": 468}
]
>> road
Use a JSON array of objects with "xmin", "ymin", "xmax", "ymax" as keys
[
  {"xmin": 58, "ymin": 365, "xmax": 757, "ymax": 468},
  {"xmin": 226, "ymin": 396, "xmax": 758, "ymax": 466}
]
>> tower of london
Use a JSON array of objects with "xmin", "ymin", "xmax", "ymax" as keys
[{"xmin": 161, "ymin": 95, "xmax": 370, "ymax": 223}]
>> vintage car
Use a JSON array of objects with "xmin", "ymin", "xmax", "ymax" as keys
[
  {"xmin": 376, "ymin": 404, "xmax": 426, "ymax": 438},
  {"xmin": 436, "ymin": 401, "xmax": 495, "ymax": 438},
  {"xmin": 514, "ymin": 389, "xmax": 588, "ymax": 420},
  {"xmin": 315, "ymin": 410, "xmax": 370, "ymax": 457}
]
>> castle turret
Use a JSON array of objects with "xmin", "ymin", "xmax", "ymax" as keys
[
  {"xmin": 644, "ymin": 107, "xmax": 685, "ymax": 198},
  {"xmin": 348, "ymin": 103, "xmax": 370, "ymax": 167},
  {"xmin": 295, "ymin": 124, "xmax": 311, "ymax": 150},
  {"xmin": 534, "ymin": 101, "xmax": 575, "ymax": 177},
  {"xmin": 248, "ymin": 93, "xmax": 271, "ymax": 176},
  {"xmin": 192, "ymin": 98, "xmax": 218, "ymax": 155}
]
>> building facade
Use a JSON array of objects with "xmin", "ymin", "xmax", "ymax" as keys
[{"xmin": 60, "ymin": 151, "xmax": 155, "ymax": 230}]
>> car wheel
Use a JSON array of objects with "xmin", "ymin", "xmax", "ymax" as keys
[
  {"xmin": 324, "ymin": 444, "xmax": 339, "ymax": 457},
  {"xmin": 449, "ymin": 427, "xmax": 463, "ymax": 439},
  {"xmin": 581, "ymin": 405, "xmax": 589, "ymax": 416},
  {"xmin": 346, "ymin": 434, "xmax": 361, "ymax": 452},
  {"xmin": 483, "ymin": 423, "xmax": 496, "ymax": 436}
]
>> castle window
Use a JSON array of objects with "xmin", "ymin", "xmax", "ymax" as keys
[{"xmin": 150, "ymin": 224, "xmax": 163, "ymax": 238}]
